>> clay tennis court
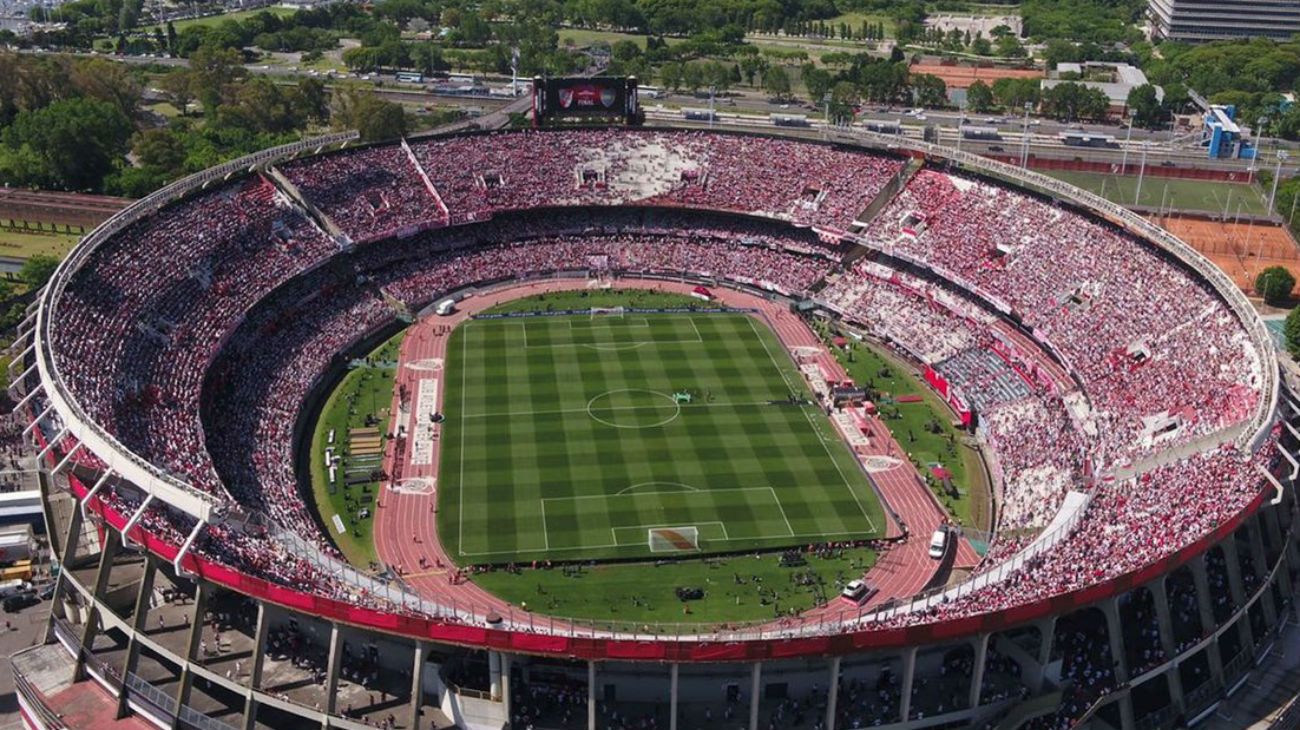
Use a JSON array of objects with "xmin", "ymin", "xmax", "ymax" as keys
[
  {"xmin": 909, "ymin": 63, "xmax": 1043, "ymax": 89},
  {"xmin": 1153, "ymin": 215, "xmax": 1300, "ymax": 296}
]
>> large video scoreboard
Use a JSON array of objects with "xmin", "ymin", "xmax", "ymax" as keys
[{"xmin": 532, "ymin": 76, "xmax": 641, "ymax": 125}]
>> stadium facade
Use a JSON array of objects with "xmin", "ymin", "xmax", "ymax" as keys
[
  {"xmin": 9, "ymin": 126, "xmax": 1299, "ymax": 730},
  {"xmin": 1147, "ymin": 0, "xmax": 1300, "ymax": 41}
]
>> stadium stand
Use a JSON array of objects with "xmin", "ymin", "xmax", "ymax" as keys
[{"xmin": 14, "ymin": 128, "xmax": 1295, "ymax": 730}]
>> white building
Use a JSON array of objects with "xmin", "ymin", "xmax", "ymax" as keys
[{"xmin": 1148, "ymin": 0, "xmax": 1300, "ymax": 42}]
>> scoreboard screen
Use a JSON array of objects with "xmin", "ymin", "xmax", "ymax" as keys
[{"xmin": 533, "ymin": 76, "xmax": 640, "ymax": 124}]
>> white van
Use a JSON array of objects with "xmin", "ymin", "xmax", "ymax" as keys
[
  {"xmin": 0, "ymin": 579, "xmax": 30, "ymax": 599},
  {"xmin": 435, "ymin": 299, "xmax": 455, "ymax": 316},
  {"xmin": 928, "ymin": 529, "xmax": 949, "ymax": 560},
  {"xmin": 840, "ymin": 579, "xmax": 876, "ymax": 604}
]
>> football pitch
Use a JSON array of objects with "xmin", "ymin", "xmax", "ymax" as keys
[{"xmin": 437, "ymin": 311, "xmax": 887, "ymax": 564}]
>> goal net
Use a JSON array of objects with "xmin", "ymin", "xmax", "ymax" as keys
[
  {"xmin": 648, "ymin": 526, "xmax": 700, "ymax": 553},
  {"xmin": 590, "ymin": 306, "xmax": 626, "ymax": 319}
]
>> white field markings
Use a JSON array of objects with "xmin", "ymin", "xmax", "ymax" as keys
[
  {"xmin": 457, "ymin": 329, "xmax": 469, "ymax": 556},
  {"xmin": 610, "ymin": 520, "xmax": 729, "ymax": 546},
  {"xmin": 462, "ymin": 399, "xmax": 775, "ymax": 420},
  {"xmin": 462, "ymin": 488, "xmax": 878, "ymax": 555},
  {"xmin": 536, "ymin": 486, "xmax": 799, "ymax": 551},
  {"xmin": 456, "ymin": 313, "xmax": 874, "ymax": 556},
  {"xmin": 493, "ymin": 316, "xmax": 705, "ymax": 350},
  {"xmin": 745, "ymin": 317, "xmax": 879, "ymax": 535},
  {"xmin": 539, "ymin": 498, "xmax": 551, "ymax": 551},
  {"xmin": 568, "ymin": 316, "xmax": 652, "ymax": 330}
]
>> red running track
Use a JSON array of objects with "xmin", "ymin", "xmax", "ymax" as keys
[{"xmin": 373, "ymin": 278, "xmax": 977, "ymax": 625}]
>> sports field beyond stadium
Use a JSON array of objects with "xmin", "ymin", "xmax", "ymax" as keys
[{"xmin": 437, "ymin": 311, "xmax": 887, "ymax": 563}]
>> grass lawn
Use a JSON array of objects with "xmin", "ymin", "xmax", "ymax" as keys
[
  {"xmin": 438, "ymin": 311, "xmax": 886, "ymax": 564},
  {"xmin": 822, "ymin": 329, "xmax": 990, "ymax": 532},
  {"xmin": 827, "ymin": 12, "xmax": 897, "ymax": 38},
  {"xmin": 0, "ymin": 229, "xmax": 82, "ymax": 260},
  {"xmin": 472, "ymin": 545, "xmax": 878, "ymax": 624},
  {"xmin": 146, "ymin": 102, "xmax": 183, "ymax": 119},
  {"xmin": 557, "ymin": 28, "xmax": 677, "ymax": 50},
  {"xmin": 1043, "ymin": 170, "xmax": 1270, "ymax": 215},
  {"xmin": 163, "ymin": 6, "xmax": 295, "ymax": 32},
  {"xmin": 308, "ymin": 330, "xmax": 407, "ymax": 569},
  {"xmin": 481, "ymin": 287, "xmax": 703, "ymax": 315}
]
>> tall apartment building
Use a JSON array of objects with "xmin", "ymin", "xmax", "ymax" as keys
[{"xmin": 1148, "ymin": 0, "xmax": 1300, "ymax": 41}]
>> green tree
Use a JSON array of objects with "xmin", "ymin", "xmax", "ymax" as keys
[
  {"xmin": 967, "ymin": 80, "xmax": 994, "ymax": 112},
  {"xmin": 297, "ymin": 77, "xmax": 330, "ymax": 124},
  {"xmin": 660, "ymin": 61, "xmax": 685, "ymax": 92},
  {"xmin": 802, "ymin": 65, "xmax": 834, "ymax": 101},
  {"xmin": 763, "ymin": 65, "xmax": 791, "ymax": 99},
  {"xmin": 911, "ymin": 73, "xmax": 947, "ymax": 108},
  {"xmin": 0, "ymin": 98, "xmax": 133, "ymax": 192},
  {"xmin": 1287, "ymin": 305, "xmax": 1300, "ymax": 357},
  {"xmin": 739, "ymin": 54, "xmax": 768, "ymax": 87},
  {"xmin": 828, "ymin": 80, "xmax": 859, "ymax": 123},
  {"xmin": 332, "ymin": 87, "xmax": 407, "ymax": 142},
  {"xmin": 1126, "ymin": 84, "xmax": 1162, "ymax": 129},
  {"xmin": 188, "ymin": 44, "xmax": 245, "ymax": 115},
  {"xmin": 132, "ymin": 127, "xmax": 187, "ymax": 172},
  {"xmin": 19, "ymin": 255, "xmax": 60, "ymax": 290},
  {"xmin": 159, "ymin": 71, "xmax": 194, "ymax": 116},
  {"xmin": 1256, "ymin": 266, "xmax": 1296, "ymax": 304}
]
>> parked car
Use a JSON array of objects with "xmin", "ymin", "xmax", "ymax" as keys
[
  {"xmin": 929, "ymin": 529, "xmax": 950, "ymax": 560},
  {"xmin": 4, "ymin": 591, "xmax": 39, "ymax": 613},
  {"xmin": 840, "ymin": 579, "xmax": 877, "ymax": 604}
]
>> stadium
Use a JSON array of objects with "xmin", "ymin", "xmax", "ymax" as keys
[{"xmin": 8, "ymin": 123, "xmax": 1299, "ymax": 730}]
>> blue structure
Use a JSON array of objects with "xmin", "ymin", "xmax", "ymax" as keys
[{"xmin": 1203, "ymin": 104, "xmax": 1254, "ymax": 159}]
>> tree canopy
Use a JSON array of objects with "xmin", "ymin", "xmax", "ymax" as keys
[
  {"xmin": 19, "ymin": 254, "xmax": 61, "ymax": 290},
  {"xmin": 1256, "ymin": 266, "xmax": 1296, "ymax": 305},
  {"xmin": 1285, "ymin": 305, "xmax": 1300, "ymax": 359},
  {"xmin": 0, "ymin": 97, "xmax": 133, "ymax": 192}
]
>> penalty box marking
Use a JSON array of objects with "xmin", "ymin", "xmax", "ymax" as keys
[
  {"xmin": 610, "ymin": 520, "xmax": 730, "ymax": 546},
  {"xmin": 538, "ymin": 486, "xmax": 799, "ymax": 548}
]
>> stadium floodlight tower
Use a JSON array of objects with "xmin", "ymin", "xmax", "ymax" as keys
[
  {"xmin": 1270, "ymin": 150, "xmax": 1289, "ymax": 211},
  {"xmin": 1019, "ymin": 101, "xmax": 1032, "ymax": 167}
]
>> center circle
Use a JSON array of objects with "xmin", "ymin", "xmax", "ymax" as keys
[{"xmin": 586, "ymin": 389, "xmax": 682, "ymax": 429}]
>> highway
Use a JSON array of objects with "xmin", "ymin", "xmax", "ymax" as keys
[
  {"xmin": 643, "ymin": 106, "xmax": 1300, "ymax": 177},
  {"xmin": 16, "ymin": 46, "xmax": 1298, "ymax": 176}
]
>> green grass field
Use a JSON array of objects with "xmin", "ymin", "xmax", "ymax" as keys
[
  {"xmin": 308, "ymin": 330, "xmax": 406, "ymax": 569},
  {"xmin": 472, "ymin": 545, "xmax": 878, "ymax": 624},
  {"xmin": 161, "ymin": 6, "xmax": 296, "ymax": 32},
  {"xmin": 0, "ymin": 229, "xmax": 82, "ymax": 260},
  {"xmin": 823, "ymin": 330, "xmax": 990, "ymax": 532},
  {"xmin": 1043, "ymin": 170, "xmax": 1270, "ymax": 215},
  {"xmin": 481, "ymin": 288, "xmax": 701, "ymax": 315},
  {"xmin": 438, "ymin": 311, "xmax": 886, "ymax": 564}
]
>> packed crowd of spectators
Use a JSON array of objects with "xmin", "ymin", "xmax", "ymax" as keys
[
  {"xmin": 876, "ymin": 435, "xmax": 1277, "ymax": 631},
  {"xmin": 981, "ymin": 396, "xmax": 1085, "ymax": 533},
  {"xmin": 41, "ymin": 130, "xmax": 1276, "ymax": 650},
  {"xmin": 206, "ymin": 276, "xmax": 392, "ymax": 547},
  {"xmin": 868, "ymin": 169, "xmax": 1263, "ymax": 467},
  {"xmin": 52, "ymin": 177, "xmax": 337, "ymax": 498},
  {"xmin": 819, "ymin": 261, "xmax": 988, "ymax": 364},
  {"xmin": 279, "ymin": 144, "xmax": 444, "ymax": 244},
  {"xmin": 409, "ymin": 130, "xmax": 905, "ymax": 230}
]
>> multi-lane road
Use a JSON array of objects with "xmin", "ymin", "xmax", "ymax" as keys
[{"xmin": 16, "ymin": 45, "xmax": 1297, "ymax": 175}]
